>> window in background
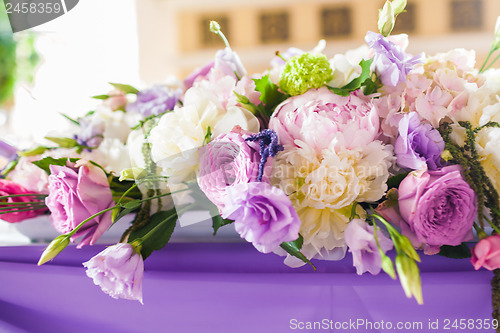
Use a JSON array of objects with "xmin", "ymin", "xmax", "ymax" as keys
[
  {"xmin": 393, "ymin": 2, "xmax": 416, "ymax": 34},
  {"xmin": 451, "ymin": 0, "xmax": 483, "ymax": 31},
  {"xmin": 200, "ymin": 15, "xmax": 230, "ymax": 48},
  {"xmin": 321, "ymin": 6, "xmax": 352, "ymax": 38},
  {"xmin": 260, "ymin": 11, "xmax": 289, "ymax": 44}
]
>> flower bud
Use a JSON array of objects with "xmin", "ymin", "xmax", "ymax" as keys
[
  {"xmin": 492, "ymin": 16, "xmax": 500, "ymax": 50},
  {"xmin": 38, "ymin": 234, "xmax": 70, "ymax": 265},
  {"xmin": 391, "ymin": 0, "xmax": 407, "ymax": 16},
  {"xmin": 380, "ymin": 253, "xmax": 397, "ymax": 279},
  {"xmin": 209, "ymin": 21, "xmax": 221, "ymax": 34},
  {"xmin": 378, "ymin": 1, "xmax": 395, "ymax": 37},
  {"xmin": 396, "ymin": 254, "xmax": 423, "ymax": 304},
  {"xmin": 119, "ymin": 167, "xmax": 147, "ymax": 181}
]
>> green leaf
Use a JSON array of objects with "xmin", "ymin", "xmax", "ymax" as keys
[
  {"xmin": 112, "ymin": 200, "xmax": 142, "ymax": 223},
  {"xmin": 253, "ymin": 74, "xmax": 288, "ymax": 116},
  {"xmin": 328, "ymin": 58, "xmax": 374, "ymax": 96},
  {"xmin": 109, "ymin": 82, "xmax": 139, "ymax": 94},
  {"xmin": 32, "ymin": 157, "xmax": 78, "ymax": 174},
  {"xmin": 19, "ymin": 146, "xmax": 49, "ymax": 157},
  {"xmin": 1, "ymin": 159, "xmax": 18, "ymax": 177},
  {"xmin": 387, "ymin": 172, "xmax": 410, "ymax": 190},
  {"xmin": 280, "ymin": 235, "xmax": 316, "ymax": 270},
  {"xmin": 59, "ymin": 113, "xmax": 80, "ymax": 125},
  {"xmin": 438, "ymin": 243, "xmax": 472, "ymax": 259},
  {"xmin": 129, "ymin": 209, "xmax": 178, "ymax": 259},
  {"xmin": 44, "ymin": 137, "xmax": 78, "ymax": 149},
  {"xmin": 212, "ymin": 214, "xmax": 234, "ymax": 235},
  {"xmin": 91, "ymin": 94, "xmax": 110, "ymax": 100}
]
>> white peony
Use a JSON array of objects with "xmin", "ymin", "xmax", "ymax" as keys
[{"xmin": 272, "ymin": 140, "xmax": 393, "ymax": 265}]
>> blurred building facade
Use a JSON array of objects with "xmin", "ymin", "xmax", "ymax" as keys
[{"xmin": 136, "ymin": 0, "xmax": 500, "ymax": 83}]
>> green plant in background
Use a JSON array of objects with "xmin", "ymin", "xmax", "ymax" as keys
[{"xmin": 0, "ymin": 5, "xmax": 40, "ymax": 106}]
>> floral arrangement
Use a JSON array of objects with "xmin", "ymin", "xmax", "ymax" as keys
[{"xmin": 2, "ymin": 0, "xmax": 500, "ymax": 318}]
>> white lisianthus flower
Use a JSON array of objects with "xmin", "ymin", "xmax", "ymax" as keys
[
  {"xmin": 149, "ymin": 76, "xmax": 259, "ymax": 182},
  {"xmin": 328, "ymin": 45, "xmax": 371, "ymax": 88}
]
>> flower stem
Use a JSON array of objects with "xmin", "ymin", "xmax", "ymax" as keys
[
  {"xmin": 480, "ymin": 49, "xmax": 495, "ymax": 73},
  {"xmin": 135, "ymin": 205, "xmax": 192, "ymax": 245},
  {"xmin": 485, "ymin": 53, "xmax": 500, "ymax": 71}
]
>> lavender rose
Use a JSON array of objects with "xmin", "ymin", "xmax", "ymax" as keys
[
  {"xmin": 222, "ymin": 182, "xmax": 301, "ymax": 253},
  {"xmin": 344, "ymin": 219, "xmax": 393, "ymax": 275},
  {"xmin": 198, "ymin": 128, "xmax": 262, "ymax": 213},
  {"xmin": 269, "ymin": 87, "xmax": 379, "ymax": 152},
  {"xmin": 45, "ymin": 160, "xmax": 114, "ymax": 247},
  {"xmin": 394, "ymin": 112, "xmax": 445, "ymax": 170},
  {"xmin": 365, "ymin": 31, "xmax": 422, "ymax": 87},
  {"xmin": 83, "ymin": 243, "xmax": 144, "ymax": 303},
  {"xmin": 126, "ymin": 85, "xmax": 181, "ymax": 118},
  {"xmin": 398, "ymin": 165, "xmax": 476, "ymax": 254}
]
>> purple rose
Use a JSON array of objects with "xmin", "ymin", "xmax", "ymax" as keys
[
  {"xmin": 45, "ymin": 160, "xmax": 114, "ymax": 247},
  {"xmin": 365, "ymin": 31, "xmax": 422, "ymax": 87},
  {"xmin": 83, "ymin": 243, "xmax": 144, "ymax": 303},
  {"xmin": 126, "ymin": 85, "xmax": 181, "ymax": 118},
  {"xmin": 394, "ymin": 112, "xmax": 444, "ymax": 170},
  {"xmin": 344, "ymin": 219, "xmax": 393, "ymax": 275},
  {"xmin": 222, "ymin": 182, "xmax": 301, "ymax": 253},
  {"xmin": 198, "ymin": 127, "xmax": 262, "ymax": 213},
  {"xmin": 398, "ymin": 165, "xmax": 476, "ymax": 254}
]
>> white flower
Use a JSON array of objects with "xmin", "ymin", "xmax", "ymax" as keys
[
  {"xmin": 83, "ymin": 138, "xmax": 131, "ymax": 175},
  {"xmin": 328, "ymin": 45, "xmax": 370, "ymax": 88},
  {"xmin": 149, "ymin": 76, "xmax": 259, "ymax": 182},
  {"xmin": 476, "ymin": 127, "xmax": 500, "ymax": 198},
  {"xmin": 8, "ymin": 156, "xmax": 50, "ymax": 194},
  {"xmin": 271, "ymin": 140, "xmax": 393, "ymax": 264}
]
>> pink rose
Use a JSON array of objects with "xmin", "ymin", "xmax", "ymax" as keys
[
  {"xmin": 83, "ymin": 243, "xmax": 144, "ymax": 303},
  {"xmin": 471, "ymin": 235, "xmax": 500, "ymax": 271},
  {"xmin": 45, "ymin": 160, "xmax": 114, "ymax": 247},
  {"xmin": 0, "ymin": 179, "xmax": 46, "ymax": 223},
  {"xmin": 398, "ymin": 165, "xmax": 476, "ymax": 254},
  {"xmin": 269, "ymin": 87, "xmax": 379, "ymax": 152},
  {"xmin": 198, "ymin": 127, "xmax": 263, "ymax": 212}
]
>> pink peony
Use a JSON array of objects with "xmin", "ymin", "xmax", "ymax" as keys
[
  {"xmin": 471, "ymin": 235, "xmax": 500, "ymax": 271},
  {"xmin": 45, "ymin": 160, "xmax": 114, "ymax": 247},
  {"xmin": 269, "ymin": 87, "xmax": 379, "ymax": 152},
  {"xmin": 0, "ymin": 179, "xmax": 46, "ymax": 223},
  {"xmin": 83, "ymin": 243, "xmax": 144, "ymax": 303}
]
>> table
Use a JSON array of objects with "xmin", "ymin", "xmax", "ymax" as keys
[{"xmin": 0, "ymin": 243, "xmax": 494, "ymax": 333}]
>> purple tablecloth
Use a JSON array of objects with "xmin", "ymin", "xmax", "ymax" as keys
[{"xmin": 0, "ymin": 243, "xmax": 494, "ymax": 333}]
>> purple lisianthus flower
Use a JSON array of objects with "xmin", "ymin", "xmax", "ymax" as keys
[
  {"xmin": 222, "ymin": 182, "xmax": 301, "ymax": 253},
  {"xmin": 198, "ymin": 127, "xmax": 263, "ymax": 213},
  {"xmin": 344, "ymin": 219, "xmax": 393, "ymax": 275},
  {"xmin": 365, "ymin": 31, "xmax": 422, "ymax": 86},
  {"xmin": 83, "ymin": 243, "xmax": 144, "ymax": 303},
  {"xmin": 184, "ymin": 60, "xmax": 215, "ymax": 90},
  {"xmin": 398, "ymin": 165, "xmax": 476, "ymax": 254},
  {"xmin": 394, "ymin": 112, "xmax": 445, "ymax": 170},
  {"xmin": 45, "ymin": 160, "xmax": 114, "ymax": 248},
  {"xmin": 126, "ymin": 85, "xmax": 181, "ymax": 118},
  {"xmin": 214, "ymin": 47, "xmax": 246, "ymax": 79}
]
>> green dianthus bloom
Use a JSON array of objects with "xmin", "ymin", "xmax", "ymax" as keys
[{"xmin": 279, "ymin": 53, "xmax": 333, "ymax": 96}]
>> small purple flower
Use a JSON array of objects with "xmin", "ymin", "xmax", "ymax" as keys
[
  {"xmin": 344, "ymin": 219, "xmax": 393, "ymax": 275},
  {"xmin": 83, "ymin": 243, "xmax": 144, "ymax": 303},
  {"xmin": 126, "ymin": 85, "xmax": 181, "ymax": 118},
  {"xmin": 365, "ymin": 31, "xmax": 422, "ymax": 86},
  {"xmin": 222, "ymin": 182, "xmax": 301, "ymax": 253},
  {"xmin": 184, "ymin": 61, "xmax": 214, "ymax": 90},
  {"xmin": 75, "ymin": 116, "xmax": 105, "ymax": 148},
  {"xmin": 214, "ymin": 47, "xmax": 246, "ymax": 79},
  {"xmin": 395, "ymin": 112, "xmax": 445, "ymax": 170}
]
